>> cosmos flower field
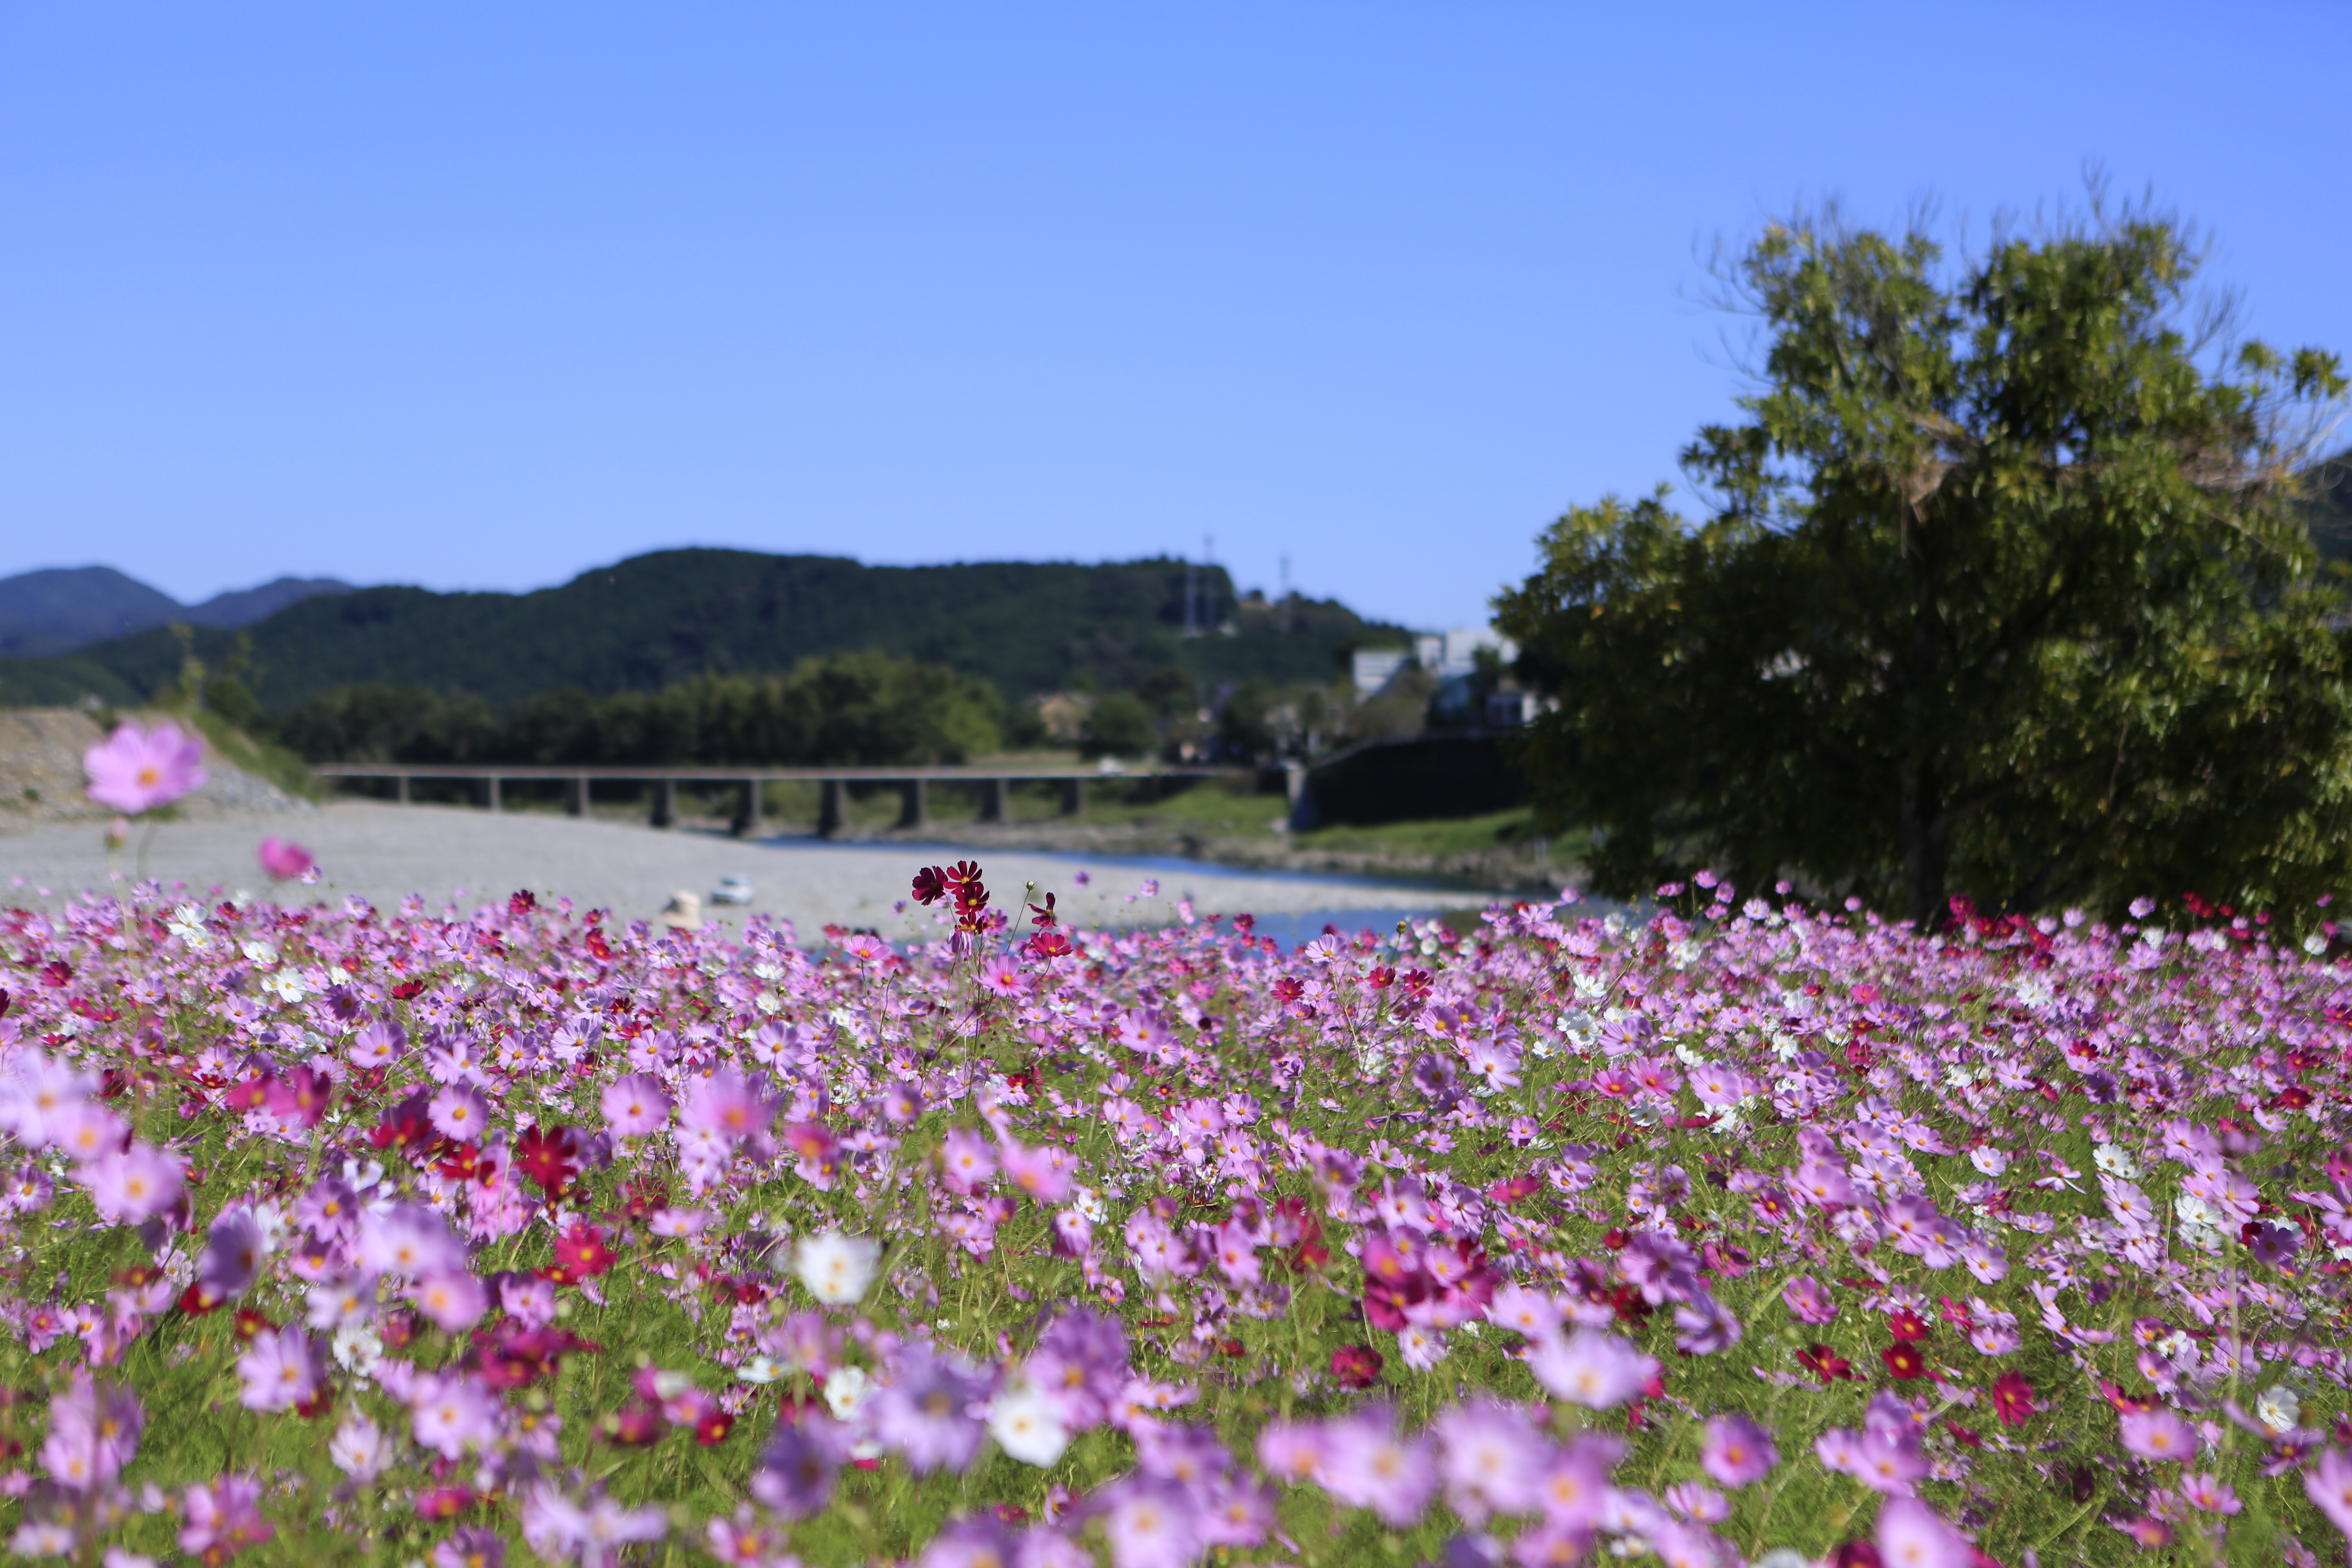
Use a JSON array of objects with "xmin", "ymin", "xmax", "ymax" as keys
[{"xmin": 4, "ymin": 862, "xmax": 2352, "ymax": 1568}]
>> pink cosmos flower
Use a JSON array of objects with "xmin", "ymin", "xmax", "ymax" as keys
[
  {"xmin": 40, "ymin": 1371, "xmax": 142, "ymax": 1490},
  {"xmin": 180, "ymin": 1475, "xmax": 274, "ymax": 1561},
  {"xmin": 2304, "ymin": 1447, "xmax": 2352, "ymax": 1541},
  {"xmin": 236, "ymin": 1327, "xmax": 324, "ymax": 1413},
  {"xmin": 748, "ymin": 1414, "xmax": 844, "ymax": 1519},
  {"xmin": 1875, "ymin": 1496, "xmax": 1971, "ymax": 1568},
  {"xmin": 198, "ymin": 1207, "xmax": 267, "ymax": 1301},
  {"xmin": 1318, "ymin": 1408, "xmax": 1437, "ymax": 1527},
  {"xmin": 1000, "ymin": 1135, "xmax": 1075, "ymax": 1203},
  {"xmin": 81, "ymin": 1141, "xmax": 184, "ymax": 1224},
  {"xmin": 428, "ymin": 1084, "xmax": 490, "ymax": 1142},
  {"xmin": 2179, "ymin": 1472, "xmax": 2241, "ymax": 1514},
  {"xmin": 1485, "ymin": 1283, "xmax": 1563, "ymax": 1339},
  {"xmin": 1102, "ymin": 1477, "xmax": 1200, "ymax": 1568},
  {"xmin": 599, "ymin": 1074, "xmax": 672, "ymax": 1136},
  {"xmin": 1699, "ymin": 1412, "xmax": 1777, "ymax": 1488},
  {"xmin": 257, "ymin": 837, "xmax": 314, "ymax": 880},
  {"xmin": 49, "ymin": 1102, "xmax": 126, "ymax": 1164},
  {"xmin": 870, "ymin": 1342, "xmax": 989, "ymax": 1473},
  {"xmin": 357, "ymin": 1202, "xmax": 467, "ymax": 1279},
  {"xmin": 1254, "ymin": 1420, "xmax": 1328, "ymax": 1486},
  {"xmin": 432, "ymin": 1528, "xmax": 505, "ymax": 1568},
  {"xmin": 2119, "ymin": 1406, "xmax": 2198, "ymax": 1461},
  {"xmin": 678, "ymin": 1067, "xmax": 774, "ymax": 1145},
  {"xmin": 410, "ymin": 1270, "xmax": 489, "ymax": 1333},
  {"xmin": 1434, "ymin": 1401, "xmax": 1549, "ymax": 1524},
  {"xmin": 410, "ymin": 1370, "xmax": 504, "ymax": 1459},
  {"xmin": 940, "ymin": 1127, "xmax": 997, "ymax": 1188},
  {"xmin": 1526, "ymin": 1327, "xmax": 1656, "ymax": 1408},
  {"xmin": 1783, "ymin": 1274, "xmax": 1838, "ymax": 1324},
  {"xmin": 1539, "ymin": 1431, "xmax": 1623, "ymax": 1529},
  {"xmin": 85, "ymin": 721, "xmax": 206, "ymax": 815}
]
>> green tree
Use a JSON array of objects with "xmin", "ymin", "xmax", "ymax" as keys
[
  {"xmin": 1080, "ymin": 692, "xmax": 1158, "ymax": 760},
  {"xmin": 1496, "ymin": 200, "xmax": 2351, "ymax": 927}
]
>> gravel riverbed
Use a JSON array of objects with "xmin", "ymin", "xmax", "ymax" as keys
[{"xmin": 0, "ymin": 800, "xmax": 1495, "ymax": 938}]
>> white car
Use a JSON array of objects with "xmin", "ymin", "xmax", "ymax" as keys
[{"xmin": 710, "ymin": 877, "xmax": 755, "ymax": 906}]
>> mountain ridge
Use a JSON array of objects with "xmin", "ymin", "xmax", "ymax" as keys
[
  {"xmin": 0, "ymin": 566, "xmax": 353, "ymax": 657},
  {"xmin": 0, "ymin": 548, "xmax": 1405, "ymax": 715}
]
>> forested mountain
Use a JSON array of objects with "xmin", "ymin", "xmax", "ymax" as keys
[
  {"xmin": 0, "ymin": 549, "xmax": 1399, "ymax": 713},
  {"xmin": 0, "ymin": 567, "xmax": 352, "ymax": 658}
]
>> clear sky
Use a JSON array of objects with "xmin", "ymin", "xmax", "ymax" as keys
[{"xmin": 2, "ymin": 3, "xmax": 2346, "ymax": 631}]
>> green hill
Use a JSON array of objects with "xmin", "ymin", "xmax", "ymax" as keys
[{"xmin": 0, "ymin": 549, "xmax": 1401, "ymax": 716}]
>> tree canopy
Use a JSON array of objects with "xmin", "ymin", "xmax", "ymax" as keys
[{"xmin": 1496, "ymin": 201, "xmax": 2351, "ymax": 927}]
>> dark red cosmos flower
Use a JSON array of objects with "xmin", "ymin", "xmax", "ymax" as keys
[
  {"xmin": 231, "ymin": 1309, "xmax": 276, "ymax": 1343},
  {"xmin": 369, "ymin": 1089, "xmax": 437, "ymax": 1150},
  {"xmin": 1887, "ymin": 1307, "xmax": 1931, "ymax": 1342},
  {"xmin": 694, "ymin": 1408, "xmax": 735, "ymax": 1446},
  {"xmin": 1991, "ymin": 1371, "xmax": 2036, "ymax": 1426},
  {"xmin": 599, "ymin": 1402, "xmax": 663, "ymax": 1446},
  {"xmin": 1799, "ymin": 1343, "xmax": 1855, "ymax": 1382},
  {"xmin": 1330, "ymin": 1343, "xmax": 1384, "ymax": 1389},
  {"xmin": 1832, "ymin": 1541, "xmax": 1884, "ymax": 1568},
  {"xmin": 554, "ymin": 1223, "xmax": 617, "ymax": 1278},
  {"xmin": 911, "ymin": 866, "xmax": 949, "ymax": 905},
  {"xmin": 1024, "ymin": 928, "xmax": 1074, "ymax": 960},
  {"xmin": 1881, "ymin": 1342, "xmax": 1928, "ymax": 1380},
  {"xmin": 416, "ymin": 1487, "xmax": 474, "ymax": 1521},
  {"xmin": 516, "ymin": 1123, "xmax": 582, "ymax": 1201}
]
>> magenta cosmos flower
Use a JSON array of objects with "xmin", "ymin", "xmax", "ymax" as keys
[
  {"xmin": 257, "ymin": 836, "xmax": 314, "ymax": 880},
  {"xmin": 84, "ymin": 720, "xmax": 206, "ymax": 814}
]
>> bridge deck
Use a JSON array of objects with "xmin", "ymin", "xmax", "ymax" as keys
[{"xmin": 310, "ymin": 763, "xmax": 1237, "ymax": 834}]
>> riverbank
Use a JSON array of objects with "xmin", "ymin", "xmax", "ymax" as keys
[{"xmin": 0, "ymin": 800, "xmax": 1508, "ymax": 939}]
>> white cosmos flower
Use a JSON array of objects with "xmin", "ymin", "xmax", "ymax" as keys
[
  {"xmin": 2256, "ymin": 1385, "xmax": 2302, "ymax": 1434},
  {"xmin": 2092, "ymin": 1144, "xmax": 2141, "ymax": 1179},
  {"xmin": 794, "ymin": 1232, "xmax": 881, "ymax": 1306},
  {"xmin": 987, "ymin": 1380, "xmax": 1070, "ymax": 1467},
  {"xmin": 822, "ymin": 1364, "xmax": 875, "ymax": 1422}
]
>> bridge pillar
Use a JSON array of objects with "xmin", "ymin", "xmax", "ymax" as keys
[
  {"xmin": 396, "ymin": 775, "xmax": 410, "ymax": 806},
  {"xmin": 899, "ymin": 779, "xmax": 928, "ymax": 829},
  {"xmin": 565, "ymin": 777, "xmax": 588, "ymax": 817},
  {"xmin": 980, "ymin": 777, "xmax": 1009, "ymax": 822},
  {"xmin": 817, "ymin": 779, "xmax": 844, "ymax": 837},
  {"xmin": 485, "ymin": 776, "xmax": 501, "ymax": 813},
  {"xmin": 733, "ymin": 780, "xmax": 764, "ymax": 837},
  {"xmin": 1060, "ymin": 778, "xmax": 1086, "ymax": 817},
  {"xmin": 650, "ymin": 778, "xmax": 676, "ymax": 828}
]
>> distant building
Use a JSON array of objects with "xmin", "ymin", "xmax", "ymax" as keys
[
  {"xmin": 1415, "ymin": 626, "xmax": 1518, "ymax": 679},
  {"xmin": 1029, "ymin": 692, "xmax": 1094, "ymax": 744},
  {"xmin": 1350, "ymin": 647, "xmax": 1411, "ymax": 699},
  {"xmin": 1484, "ymin": 689, "xmax": 1544, "ymax": 728},
  {"xmin": 1355, "ymin": 625, "xmax": 1530, "ymax": 715}
]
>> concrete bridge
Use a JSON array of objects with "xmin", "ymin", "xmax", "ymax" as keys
[{"xmin": 309, "ymin": 762, "xmax": 1231, "ymax": 836}]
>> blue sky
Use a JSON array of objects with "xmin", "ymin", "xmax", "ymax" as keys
[{"xmin": 2, "ymin": 3, "xmax": 2346, "ymax": 631}]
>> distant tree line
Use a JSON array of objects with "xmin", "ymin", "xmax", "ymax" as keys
[{"xmin": 271, "ymin": 653, "xmax": 1003, "ymax": 767}]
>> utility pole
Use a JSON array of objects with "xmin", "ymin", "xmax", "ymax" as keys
[{"xmin": 1201, "ymin": 534, "xmax": 1215, "ymax": 633}]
